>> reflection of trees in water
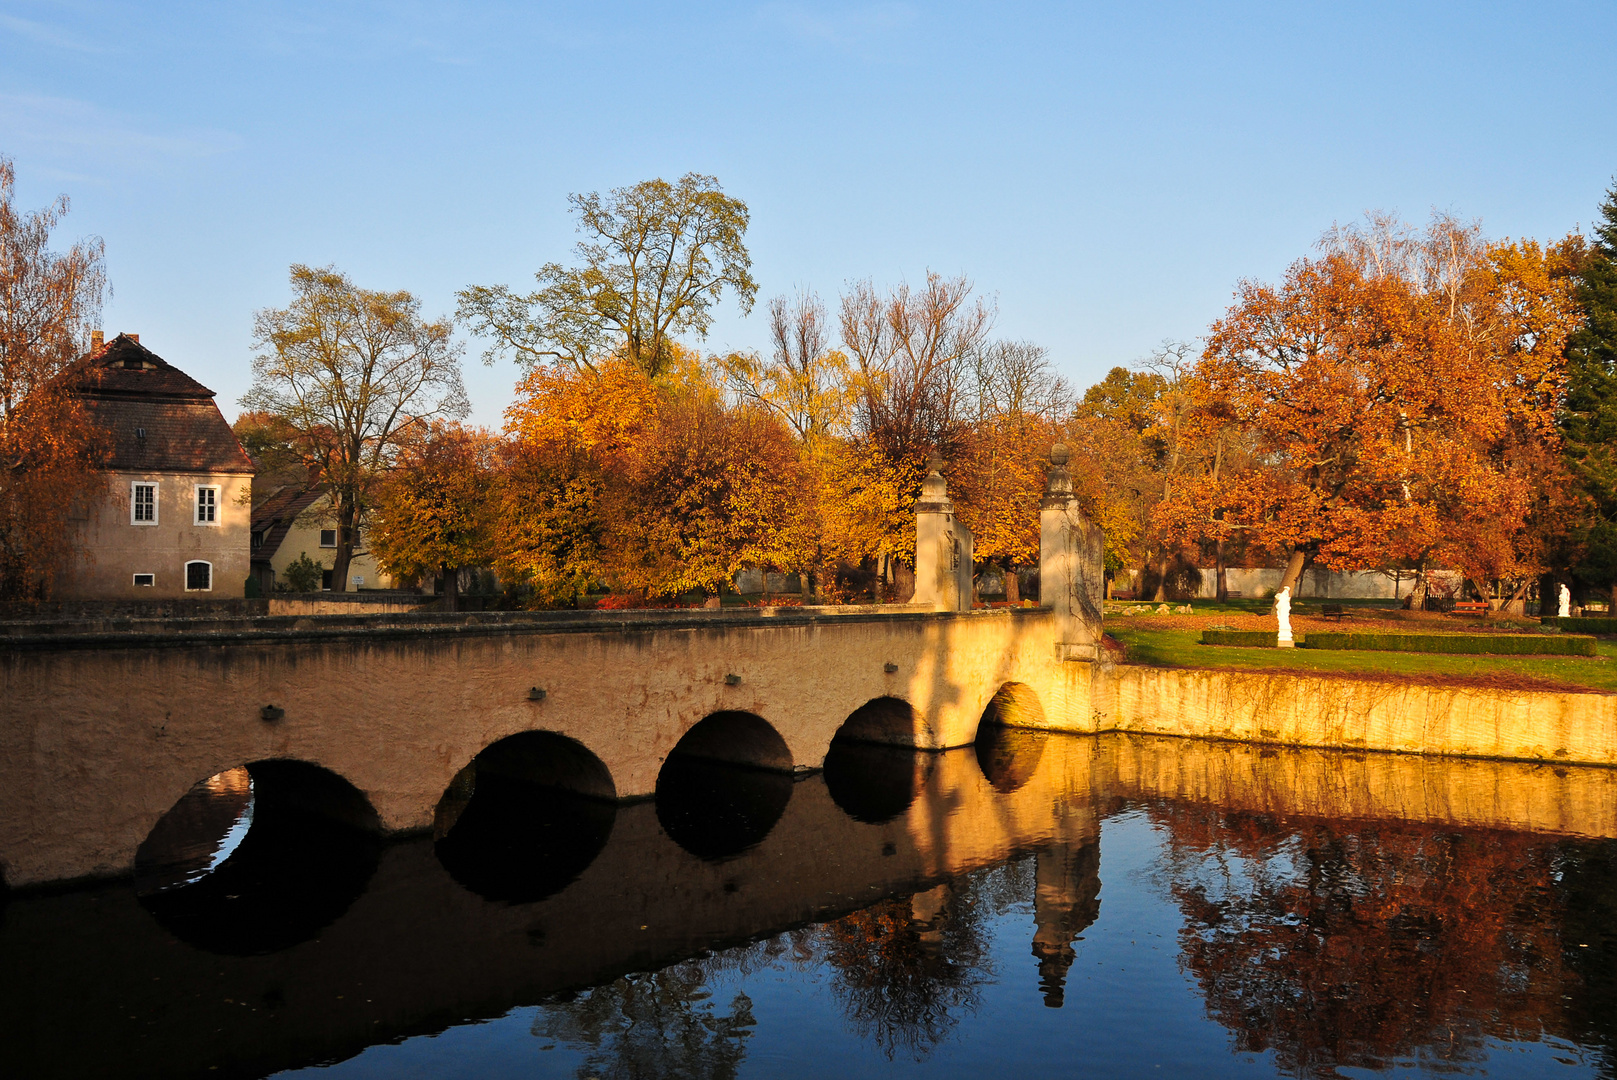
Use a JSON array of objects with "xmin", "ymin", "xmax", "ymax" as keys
[
  {"xmin": 815, "ymin": 856, "xmax": 1034, "ymax": 1060},
  {"xmin": 532, "ymin": 858, "xmax": 1037, "ymax": 1070},
  {"xmin": 1153, "ymin": 804, "xmax": 1610, "ymax": 1078},
  {"xmin": 532, "ymin": 964, "xmax": 757, "ymax": 1080}
]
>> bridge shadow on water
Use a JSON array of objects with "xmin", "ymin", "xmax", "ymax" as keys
[
  {"xmin": 133, "ymin": 760, "xmax": 382, "ymax": 956},
  {"xmin": 9, "ymin": 730, "xmax": 1617, "ymax": 1079},
  {"xmin": 433, "ymin": 731, "xmax": 618, "ymax": 904}
]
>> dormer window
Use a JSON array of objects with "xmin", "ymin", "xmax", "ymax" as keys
[{"xmin": 123, "ymin": 358, "xmax": 142, "ymax": 370}]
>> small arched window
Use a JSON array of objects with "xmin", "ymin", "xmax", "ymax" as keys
[{"xmin": 185, "ymin": 560, "xmax": 212, "ymax": 592}]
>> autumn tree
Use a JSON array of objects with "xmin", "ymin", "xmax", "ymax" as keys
[
  {"xmin": 457, "ymin": 174, "xmax": 756, "ymax": 379},
  {"xmin": 1162, "ymin": 214, "xmax": 1581, "ymax": 604},
  {"xmin": 244, "ymin": 265, "xmax": 468, "ymax": 593},
  {"xmin": 0, "ymin": 156, "xmax": 109, "ymax": 600},
  {"xmin": 951, "ymin": 340, "xmax": 1070, "ymax": 601},
  {"xmin": 830, "ymin": 273, "xmax": 992, "ymax": 591},
  {"xmin": 602, "ymin": 387, "xmax": 811, "ymax": 601},
  {"xmin": 1064, "ymin": 366, "xmax": 1168, "ymax": 590},
  {"xmin": 718, "ymin": 288, "xmax": 854, "ymax": 444},
  {"xmin": 368, "ymin": 421, "xmax": 496, "ymax": 612},
  {"xmin": 495, "ymin": 356, "xmax": 658, "ymax": 606}
]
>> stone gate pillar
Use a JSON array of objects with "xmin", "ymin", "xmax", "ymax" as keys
[
  {"xmin": 1040, "ymin": 444, "xmax": 1104, "ymax": 660},
  {"xmin": 913, "ymin": 455, "xmax": 974, "ymax": 612}
]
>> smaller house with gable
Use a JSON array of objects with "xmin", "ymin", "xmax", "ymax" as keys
[
  {"xmin": 248, "ymin": 484, "xmax": 391, "ymax": 593},
  {"xmin": 54, "ymin": 333, "xmax": 254, "ymax": 599}
]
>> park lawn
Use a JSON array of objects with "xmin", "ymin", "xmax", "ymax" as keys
[{"xmin": 1106, "ymin": 624, "xmax": 1617, "ymax": 695}]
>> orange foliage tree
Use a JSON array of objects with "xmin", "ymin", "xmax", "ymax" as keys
[
  {"xmin": 368, "ymin": 421, "xmax": 497, "ymax": 611},
  {"xmin": 0, "ymin": 156, "xmax": 109, "ymax": 601},
  {"xmin": 1160, "ymin": 214, "xmax": 1585, "ymax": 605},
  {"xmin": 497, "ymin": 351, "xmax": 810, "ymax": 605}
]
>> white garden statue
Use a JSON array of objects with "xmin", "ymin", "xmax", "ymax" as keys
[
  {"xmin": 1559, "ymin": 583, "xmax": 1572, "ymax": 619},
  {"xmin": 1275, "ymin": 586, "xmax": 1294, "ymax": 647}
]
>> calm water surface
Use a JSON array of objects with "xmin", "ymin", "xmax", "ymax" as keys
[{"xmin": 5, "ymin": 731, "xmax": 1615, "ymax": 1079}]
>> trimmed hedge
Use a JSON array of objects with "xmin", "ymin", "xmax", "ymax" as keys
[
  {"xmin": 1540, "ymin": 617, "xmax": 1617, "ymax": 635},
  {"xmin": 1301, "ymin": 632, "xmax": 1596, "ymax": 656},
  {"xmin": 1200, "ymin": 630, "xmax": 1279, "ymax": 648}
]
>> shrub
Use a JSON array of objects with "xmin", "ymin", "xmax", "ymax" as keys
[
  {"xmin": 1301, "ymin": 633, "xmax": 1596, "ymax": 656},
  {"xmin": 283, "ymin": 552, "xmax": 324, "ymax": 593},
  {"xmin": 1200, "ymin": 630, "xmax": 1278, "ymax": 648},
  {"xmin": 1540, "ymin": 617, "xmax": 1617, "ymax": 636}
]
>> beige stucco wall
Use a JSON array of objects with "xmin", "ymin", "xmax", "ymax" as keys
[
  {"xmin": 264, "ymin": 493, "xmax": 391, "ymax": 591},
  {"xmin": 58, "ymin": 469, "xmax": 252, "ymax": 600}
]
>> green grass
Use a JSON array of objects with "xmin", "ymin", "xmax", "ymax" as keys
[
  {"xmin": 1300, "ymin": 632, "xmax": 1597, "ymax": 656},
  {"xmin": 1110, "ymin": 625, "xmax": 1617, "ymax": 693}
]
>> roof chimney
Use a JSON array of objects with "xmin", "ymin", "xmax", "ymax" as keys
[
  {"xmin": 90, "ymin": 330, "xmax": 103, "ymax": 351},
  {"xmin": 127, "ymin": 333, "xmax": 139, "ymax": 344}
]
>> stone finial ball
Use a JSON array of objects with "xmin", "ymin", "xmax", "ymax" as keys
[
  {"xmin": 1049, "ymin": 443, "xmax": 1070, "ymax": 466},
  {"xmin": 927, "ymin": 451, "xmax": 945, "ymax": 473}
]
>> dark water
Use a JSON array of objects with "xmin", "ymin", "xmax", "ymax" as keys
[{"xmin": 4, "ymin": 732, "xmax": 1616, "ymax": 1079}]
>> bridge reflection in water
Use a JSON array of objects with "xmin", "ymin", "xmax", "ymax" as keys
[{"xmin": 6, "ymin": 732, "xmax": 1617, "ymax": 1078}]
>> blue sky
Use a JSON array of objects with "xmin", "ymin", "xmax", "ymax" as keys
[{"xmin": 3, "ymin": 1, "xmax": 1613, "ymax": 426}]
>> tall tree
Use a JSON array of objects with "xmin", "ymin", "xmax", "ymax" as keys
[
  {"xmin": 952, "ymin": 339, "xmax": 1070, "ymax": 601},
  {"xmin": 368, "ymin": 421, "xmax": 496, "ymax": 612},
  {"xmin": 244, "ymin": 265, "xmax": 468, "ymax": 592},
  {"xmin": 1561, "ymin": 180, "xmax": 1617, "ymax": 603},
  {"xmin": 718, "ymin": 288, "xmax": 854, "ymax": 443},
  {"xmin": 839, "ymin": 273, "xmax": 991, "ymax": 467},
  {"xmin": 1163, "ymin": 214, "xmax": 1580, "ymax": 603},
  {"xmin": 0, "ymin": 156, "xmax": 109, "ymax": 600},
  {"xmin": 0, "ymin": 155, "xmax": 107, "ymax": 418},
  {"xmin": 457, "ymin": 174, "xmax": 756, "ymax": 379}
]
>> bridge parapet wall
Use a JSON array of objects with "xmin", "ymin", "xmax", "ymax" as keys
[{"xmin": 0, "ymin": 605, "xmax": 1093, "ymax": 888}]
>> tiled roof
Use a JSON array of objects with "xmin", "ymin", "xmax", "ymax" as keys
[
  {"xmin": 250, "ymin": 485, "xmax": 324, "ymax": 563},
  {"xmin": 54, "ymin": 334, "xmax": 218, "ymax": 399},
  {"xmin": 56, "ymin": 334, "xmax": 255, "ymax": 475}
]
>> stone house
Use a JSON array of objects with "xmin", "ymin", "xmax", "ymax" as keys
[
  {"xmin": 54, "ymin": 333, "xmax": 255, "ymax": 599},
  {"xmin": 249, "ymin": 484, "xmax": 390, "ymax": 593}
]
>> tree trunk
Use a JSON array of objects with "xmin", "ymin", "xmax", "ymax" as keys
[
  {"xmin": 441, "ymin": 563, "xmax": 459, "ymax": 613},
  {"xmin": 1214, "ymin": 538, "xmax": 1228, "ymax": 602},
  {"xmin": 1277, "ymin": 549, "xmax": 1307, "ymax": 594},
  {"xmin": 329, "ymin": 502, "xmax": 357, "ymax": 593},
  {"xmin": 1152, "ymin": 554, "xmax": 1170, "ymax": 602},
  {"xmin": 1004, "ymin": 557, "xmax": 1020, "ymax": 604},
  {"xmin": 1405, "ymin": 567, "xmax": 1428, "ymax": 611}
]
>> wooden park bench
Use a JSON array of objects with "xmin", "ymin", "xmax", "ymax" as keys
[
  {"xmin": 1320, "ymin": 603, "xmax": 1345, "ymax": 621},
  {"xmin": 1452, "ymin": 600, "xmax": 1490, "ymax": 616}
]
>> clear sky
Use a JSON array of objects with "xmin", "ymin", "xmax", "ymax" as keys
[{"xmin": 3, "ymin": 1, "xmax": 1614, "ymax": 426}]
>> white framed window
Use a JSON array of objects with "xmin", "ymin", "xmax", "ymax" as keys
[
  {"xmin": 131, "ymin": 482, "xmax": 158, "ymax": 525},
  {"xmin": 319, "ymin": 528, "xmax": 337, "ymax": 548},
  {"xmin": 185, "ymin": 560, "xmax": 212, "ymax": 591},
  {"xmin": 133, "ymin": 573, "xmax": 155, "ymax": 587},
  {"xmin": 194, "ymin": 485, "xmax": 220, "ymax": 526}
]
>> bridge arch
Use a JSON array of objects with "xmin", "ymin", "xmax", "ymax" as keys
[
  {"xmin": 655, "ymin": 711, "xmax": 794, "ymax": 860},
  {"xmin": 974, "ymin": 682, "xmax": 1050, "ymax": 794},
  {"xmin": 830, "ymin": 696, "xmax": 930, "ymax": 749},
  {"xmin": 823, "ymin": 697, "xmax": 936, "ymax": 824},
  {"xmin": 134, "ymin": 758, "xmax": 383, "ymax": 955},
  {"xmin": 433, "ymin": 730, "xmax": 618, "ymax": 903}
]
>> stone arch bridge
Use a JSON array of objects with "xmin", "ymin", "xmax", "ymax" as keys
[{"xmin": 1, "ymin": 453, "xmax": 1107, "ymax": 889}]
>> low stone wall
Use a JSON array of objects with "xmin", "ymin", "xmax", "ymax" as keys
[
  {"xmin": 268, "ymin": 591, "xmax": 429, "ymax": 615},
  {"xmin": 1097, "ymin": 664, "xmax": 1617, "ymax": 768}
]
